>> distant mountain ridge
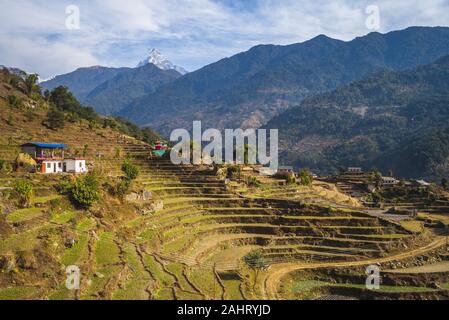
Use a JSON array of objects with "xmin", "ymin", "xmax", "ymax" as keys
[
  {"xmin": 83, "ymin": 64, "xmax": 181, "ymax": 115},
  {"xmin": 41, "ymin": 66, "xmax": 130, "ymax": 101},
  {"xmin": 265, "ymin": 54, "xmax": 449, "ymax": 179},
  {"xmin": 119, "ymin": 26, "xmax": 449, "ymax": 136},
  {"xmin": 40, "ymin": 50, "xmax": 184, "ymax": 115}
]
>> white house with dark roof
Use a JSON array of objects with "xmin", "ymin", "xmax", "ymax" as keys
[{"xmin": 21, "ymin": 142, "xmax": 88, "ymax": 174}]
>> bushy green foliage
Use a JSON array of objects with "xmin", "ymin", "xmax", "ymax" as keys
[
  {"xmin": 226, "ymin": 165, "xmax": 241, "ymax": 179},
  {"xmin": 121, "ymin": 161, "xmax": 139, "ymax": 181},
  {"xmin": 46, "ymin": 108, "xmax": 65, "ymax": 130},
  {"xmin": 13, "ymin": 180, "xmax": 33, "ymax": 208},
  {"xmin": 69, "ymin": 173, "xmax": 100, "ymax": 209},
  {"xmin": 266, "ymin": 55, "xmax": 449, "ymax": 179},
  {"xmin": 0, "ymin": 160, "xmax": 12, "ymax": 173},
  {"xmin": 115, "ymin": 178, "xmax": 131, "ymax": 199},
  {"xmin": 298, "ymin": 169, "xmax": 313, "ymax": 186},
  {"xmin": 56, "ymin": 177, "xmax": 74, "ymax": 195},
  {"xmin": 244, "ymin": 250, "xmax": 268, "ymax": 291},
  {"xmin": 7, "ymin": 95, "xmax": 21, "ymax": 108},
  {"xmin": 247, "ymin": 176, "xmax": 261, "ymax": 187},
  {"xmin": 100, "ymin": 117, "xmax": 162, "ymax": 145},
  {"xmin": 114, "ymin": 161, "xmax": 140, "ymax": 200},
  {"xmin": 25, "ymin": 74, "xmax": 39, "ymax": 95},
  {"xmin": 49, "ymin": 86, "xmax": 97, "ymax": 121}
]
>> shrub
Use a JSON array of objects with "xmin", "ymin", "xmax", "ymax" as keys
[
  {"xmin": 83, "ymin": 144, "xmax": 89, "ymax": 157},
  {"xmin": 24, "ymin": 109, "xmax": 34, "ymax": 122},
  {"xmin": 286, "ymin": 173, "xmax": 297, "ymax": 185},
  {"xmin": 13, "ymin": 180, "xmax": 33, "ymax": 208},
  {"xmin": 298, "ymin": 169, "xmax": 313, "ymax": 186},
  {"xmin": 244, "ymin": 250, "xmax": 268, "ymax": 291},
  {"xmin": 46, "ymin": 108, "xmax": 65, "ymax": 130},
  {"xmin": 56, "ymin": 177, "xmax": 74, "ymax": 194},
  {"xmin": 247, "ymin": 176, "xmax": 261, "ymax": 187},
  {"xmin": 70, "ymin": 174, "xmax": 100, "ymax": 209},
  {"xmin": 7, "ymin": 95, "xmax": 21, "ymax": 108},
  {"xmin": 25, "ymin": 74, "xmax": 39, "ymax": 95},
  {"xmin": 0, "ymin": 160, "xmax": 12, "ymax": 174},
  {"xmin": 226, "ymin": 165, "xmax": 241, "ymax": 179},
  {"xmin": 115, "ymin": 178, "xmax": 131, "ymax": 199},
  {"xmin": 121, "ymin": 161, "xmax": 139, "ymax": 181}
]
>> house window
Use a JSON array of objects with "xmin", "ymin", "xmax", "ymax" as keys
[
  {"xmin": 58, "ymin": 162, "xmax": 62, "ymax": 168},
  {"xmin": 46, "ymin": 163, "xmax": 51, "ymax": 169},
  {"xmin": 79, "ymin": 162, "xmax": 82, "ymax": 168}
]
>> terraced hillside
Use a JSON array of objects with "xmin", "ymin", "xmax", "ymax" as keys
[{"xmin": 1, "ymin": 143, "xmax": 436, "ymax": 300}]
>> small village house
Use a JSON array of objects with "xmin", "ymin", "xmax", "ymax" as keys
[
  {"xmin": 277, "ymin": 166, "xmax": 294, "ymax": 177},
  {"xmin": 347, "ymin": 167, "xmax": 363, "ymax": 174},
  {"xmin": 20, "ymin": 142, "xmax": 88, "ymax": 174},
  {"xmin": 382, "ymin": 176, "xmax": 400, "ymax": 187}
]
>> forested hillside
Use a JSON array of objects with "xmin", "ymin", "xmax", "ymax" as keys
[{"xmin": 266, "ymin": 55, "xmax": 449, "ymax": 180}]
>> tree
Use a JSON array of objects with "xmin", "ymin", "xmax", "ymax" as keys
[
  {"xmin": 226, "ymin": 165, "xmax": 241, "ymax": 179},
  {"xmin": 83, "ymin": 144, "xmax": 89, "ymax": 157},
  {"xmin": 244, "ymin": 250, "xmax": 268, "ymax": 292},
  {"xmin": 371, "ymin": 169, "xmax": 383, "ymax": 189},
  {"xmin": 70, "ymin": 173, "xmax": 100, "ymax": 209},
  {"xmin": 442, "ymin": 178, "xmax": 448, "ymax": 190},
  {"xmin": 49, "ymin": 86, "xmax": 97, "ymax": 121},
  {"xmin": 14, "ymin": 180, "xmax": 33, "ymax": 208},
  {"xmin": 25, "ymin": 74, "xmax": 39, "ymax": 95},
  {"xmin": 117, "ymin": 161, "xmax": 140, "ymax": 200},
  {"xmin": 7, "ymin": 95, "xmax": 21, "ymax": 108},
  {"xmin": 121, "ymin": 161, "xmax": 139, "ymax": 181},
  {"xmin": 46, "ymin": 108, "xmax": 65, "ymax": 130},
  {"xmin": 298, "ymin": 169, "xmax": 313, "ymax": 186}
]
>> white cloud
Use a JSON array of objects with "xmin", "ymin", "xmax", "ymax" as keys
[{"xmin": 0, "ymin": 0, "xmax": 448, "ymax": 78}]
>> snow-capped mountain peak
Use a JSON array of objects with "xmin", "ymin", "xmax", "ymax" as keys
[{"xmin": 137, "ymin": 48, "xmax": 188, "ymax": 75}]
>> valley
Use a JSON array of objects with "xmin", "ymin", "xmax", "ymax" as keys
[{"xmin": 2, "ymin": 25, "xmax": 449, "ymax": 301}]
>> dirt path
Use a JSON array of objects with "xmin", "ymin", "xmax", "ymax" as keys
[{"xmin": 262, "ymin": 237, "xmax": 446, "ymax": 300}]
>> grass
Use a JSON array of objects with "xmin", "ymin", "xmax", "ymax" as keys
[
  {"xmin": 51, "ymin": 211, "xmax": 77, "ymax": 224},
  {"xmin": 60, "ymin": 217, "xmax": 96, "ymax": 266},
  {"xmin": 222, "ymin": 279, "xmax": 244, "ymax": 300},
  {"xmin": 95, "ymin": 232, "xmax": 120, "ymax": 266},
  {"xmin": 399, "ymin": 220, "xmax": 424, "ymax": 233},
  {"xmin": 61, "ymin": 233, "xmax": 89, "ymax": 266},
  {"xmin": 187, "ymin": 267, "xmax": 220, "ymax": 299},
  {"xmin": 166, "ymin": 263, "xmax": 195, "ymax": 293},
  {"xmin": 112, "ymin": 246, "xmax": 149, "ymax": 300},
  {"xmin": 290, "ymin": 280, "xmax": 437, "ymax": 296},
  {"xmin": 0, "ymin": 286, "xmax": 38, "ymax": 300},
  {"xmin": 6, "ymin": 207, "xmax": 44, "ymax": 223},
  {"xmin": 82, "ymin": 265, "xmax": 122, "ymax": 300},
  {"xmin": 0, "ymin": 228, "xmax": 43, "ymax": 253},
  {"xmin": 143, "ymin": 255, "xmax": 175, "ymax": 286},
  {"xmin": 32, "ymin": 195, "xmax": 61, "ymax": 204}
]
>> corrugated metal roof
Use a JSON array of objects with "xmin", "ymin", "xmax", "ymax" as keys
[{"xmin": 21, "ymin": 142, "xmax": 69, "ymax": 149}]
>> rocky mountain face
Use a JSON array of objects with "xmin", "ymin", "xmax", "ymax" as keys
[{"xmin": 137, "ymin": 48, "xmax": 188, "ymax": 75}]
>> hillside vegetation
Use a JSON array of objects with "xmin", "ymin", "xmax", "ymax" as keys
[
  {"xmin": 119, "ymin": 27, "xmax": 449, "ymax": 135},
  {"xmin": 266, "ymin": 55, "xmax": 449, "ymax": 180},
  {"xmin": 3, "ymin": 67, "xmax": 444, "ymax": 300}
]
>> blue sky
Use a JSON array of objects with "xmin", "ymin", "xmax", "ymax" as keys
[{"xmin": 1, "ymin": 0, "xmax": 449, "ymax": 79}]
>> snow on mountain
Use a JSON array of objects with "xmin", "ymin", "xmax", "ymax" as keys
[{"xmin": 137, "ymin": 49, "xmax": 188, "ymax": 75}]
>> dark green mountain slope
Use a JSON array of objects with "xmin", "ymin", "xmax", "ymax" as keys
[
  {"xmin": 265, "ymin": 55, "xmax": 449, "ymax": 180},
  {"xmin": 84, "ymin": 64, "xmax": 181, "ymax": 115},
  {"xmin": 120, "ymin": 27, "xmax": 449, "ymax": 135},
  {"xmin": 41, "ymin": 66, "xmax": 129, "ymax": 101}
]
